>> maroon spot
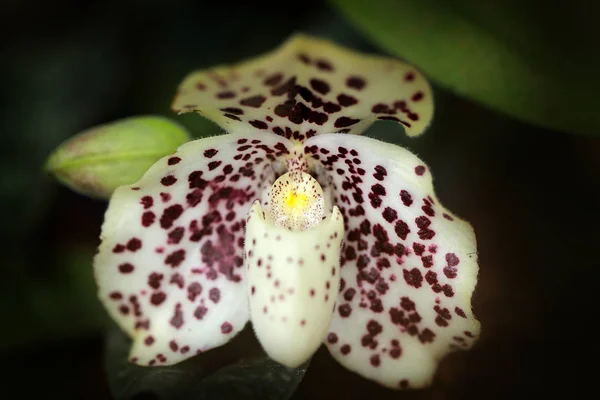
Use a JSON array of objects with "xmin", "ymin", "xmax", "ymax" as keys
[
  {"xmin": 142, "ymin": 211, "xmax": 155, "ymax": 227},
  {"xmin": 204, "ymin": 149, "xmax": 218, "ymax": 158},
  {"xmin": 220, "ymin": 107, "xmax": 244, "ymax": 115},
  {"xmin": 224, "ymin": 113, "xmax": 241, "ymax": 121},
  {"xmin": 209, "ymin": 288, "xmax": 221, "ymax": 303},
  {"xmin": 150, "ymin": 291, "xmax": 166, "ymax": 306},
  {"xmin": 390, "ymin": 347, "xmax": 402, "ymax": 359},
  {"xmin": 455, "ymin": 307, "xmax": 467, "ymax": 318},
  {"xmin": 109, "ymin": 292, "xmax": 123, "ymax": 300},
  {"xmin": 316, "ymin": 59, "xmax": 333, "ymax": 71},
  {"xmin": 327, "ymin": 333, "xmax": 338, "ymax": 344},
  {"xmin": 298, "ymin": 53, "xmax": 311, "ymax": 64},
  {"xmin": 217, "ymin": 91, "xmax": 235, "ymax": 99},
  {"xmin": 249, "ymin": 120, "xmax": 268, "ymax": 130},
  {"xmin": 382, "ymin": 207, "xmax": 397, "ymax": 222},
  {"xmin": 310, "ymin": 78, "xmax": 330, "ymax": 95},
  {"xmin": 148, "ymin": 272, "xmax": 164, "ymax": 289},
  {"xmin": 403, "ymin": 268, "xmax": 423, "ymax": 288},
  {"xmin": 144, "ymin": 336, "xmax": 155, "ymax": 346},
  {"xmin": 126, "ymin": 238, "xmax": 142, "ymax": 251},
  {"xmin": 400, "ymin": 190, "xmax": 413, "ymax": 207},
  {"xmin": 404, "ymin": 72, "xmax": 415, "ymax": 82},
  {"xmin": 338, "ymin": 304, "xmax": 352, "ymax": 317},
  {"xmin": 370, "ymin": 354, "xmax": 381, "ymax": 367},
  {"xmin": 419, "ymin": 328, "xmax": 435, "ymax": 344},
  {"xmin": 240, "ymin": 95, "xmax": 266, "ymax": 108},
  {"xmin": 340, "ymin": 344, "xmax": 351, "ymax": 355},
  {"xmin": 112, "ymin": 244, "xmax": 125, "ymax": 253},
  {"xmin": 411, "ymin": 91, "xmax": 424, "ymax": 102},
  {"xmin": 119, "ymin": 263, "xmax": 134, "ymax": 274},
  {"xmin": 415, "ymin": 165, "xmax": 426, "ymax": 176},
  {"xmin": 160, "ymin": 192, "xmax": 172, "ymax": 202},
  {"xmin": 160, "ymin": 204, "xmax": 183, "ymax": 229},
  {"xmin": 187, "ymin": 282, "xmax": 203, "ymax": 301},
  {"xmin": 169, "ymin": 340, "xmax": 179, "ymax": 352},
  {"xmin": 446, "ymin": 253, "xmax": 460, "ymax": 266},
  {"xmin": 394, "ymin": 220, "xmax": 410, "ymax": 240},
  {"xmin": 168, "ymin": 227, "xmax": 184, "ymax": 244},
  {"xmin": 161, "ymin": 175, "xmax": 177, "ymax": 186},
  {"xmin": 264, "ymin": 73, "xmax": 283, "ymax": 86},
  {"xmin": 165, "ymin": 249, "xmax": 186, "ymax": 268},
  {"xmin": 194, "ymin": 306, "xmax": 208, "ymax": 320},
  {"xmin": 334, "ymin": 117, "xmax": 360, "ymax": 128},
  {"xmin": 170, "ymin": 303, "xmax": 184, "ymax": 329},
  {"xmin": 346, "ymin": 76, "xmax": 366, "ymax": 90},
  {"xmin": 221, "ymin": 322, "xmax": 233, "ymax": 334},
  {"xmin": 400, "ymin": 297, "xmax": 416, "ymax": 311},
  {"xmin": 443, "ymin": 284, "xmax": 455, "ymax": 297},
  {"xmin": 421, "ymin": 255, "xmax": 433, "ymax": 268},
  {"xmin": 208, "ymin": 161, "xmax": 222, "ymax": 171},
  {"xmin": 140, "ymin": 196, "xmax": 153, "ymax": 209}
]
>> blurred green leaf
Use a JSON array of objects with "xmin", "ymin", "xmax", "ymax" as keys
[
  {"xmin": 331, "ymin": 0, "xmax": 600, "ymax": 135},
  {"xmin": 105, "ymin": 327, "xmax": 309, "ymax": 400},
  {"xmin": 45, "ymin": 116, "xmax": 191, "ymax": 200}
]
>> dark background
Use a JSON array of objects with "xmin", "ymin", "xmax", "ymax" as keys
[{"xmin": 1, "ymin": 0, "xmax": 598, "ymax": 398}]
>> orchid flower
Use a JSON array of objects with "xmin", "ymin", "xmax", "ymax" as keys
[{"xmin": 94, "ymin": 35, "xmax": 480, "ymax": 389}]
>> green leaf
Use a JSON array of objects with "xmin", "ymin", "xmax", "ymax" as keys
[
  {"xmin": 331, "ymin": 0, "xmax": 600, "ymax": 135},
  {"xmin": 104, "ymin": 327, "xmax": 309, "ymax": 400},
  {"xmin": 45, "ymin": 116, "xmax": 191, "ymax": 200}
]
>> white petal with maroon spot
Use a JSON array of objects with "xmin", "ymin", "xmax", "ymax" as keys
[
  {"xmin": 303, "ymin": 134, "xmax": 480, "ymax": 389},
  {"xmin": 172, "ymin": 34, "xmax": 433, "ymax": 141},
  {"xmin": 245, "ymin": 200, "xmax": 344, "ymax": 368},
  {"xmin": 94, "ymin": 130, "xmax": 293, "ymax": 366}
]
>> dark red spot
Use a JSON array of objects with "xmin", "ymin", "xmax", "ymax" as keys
[
  {"xmin": 119, "ymin": 263, "xmax": 134, "ymax": 274},
  {"xmin": 194, "ymin": 306, "xmax": 208, "ymax": 320},
  {"xmin": 221, "ymin": 322, "xmax": 233, "ymax": 334},
  {"xmin": 249, "ymin": 120, "xmax": 268, "ymax": 130},
  {"xmin": 411, "ymin": 91, "xmax": 424, "ymax": 102},
  {"xmin": 204, "ymin": 149, "xmax": 218, "ymax": 158},
  {"xmin": 403, "ymin": 268, "xmax": 423, "ymax": 288},
  {"xmin": 208, "ymin": 161, "xmax": 222, "ymax": 171},
  {"xmin": 415, "ymin": 165, "xmax": 426, "ymax": 176},
  {"xmin": 340, "ymin": 344, "xmax": 351, "ymax": 355},
  {"xmin": 316, "ymin": 59, "xmax": 333, "ymax": 71},
  {"xmin": 148, "ymin": 272, "xmax": 163, "ymax": 289},
  {"xmin": 337, "ymin": 94, "xmax": 357, "ymax": 108},
  {"xmin": 240, "ymin": 95, "xmax": 266, "ymax": 108},
  {"xmin": 112, "ymin": 244, "xmax": 125, "ymax": 253},
  {"xmin": 217, "ymin": 91, "xmax": 235, "ymax": 99},
  {"xmin": 142, "ymin": 211, "xmax": 155, "ymax": 227},
  {"xmin": 346, "ymin": 76, "xmax": 366, "ymax": 90},
  {"xmin": 160, "ymin": 204, "xmax": 183, "ymax": 229},
  {"xmin": 161, "ymin": 175, "xmax": 177, "ymax": 186},
  {"xmin": 209, "ymin": 288, "xmax": 221, "ymax": 303},
  {"xmin": 144, "ymin": 336, "xmax": 155, "ymax": 346},
  {"xmin": 338, "ymin": 304, "xmax": 352, "ymax": 317},
  {"xmin": 327, "ymin": 333, "xmax": 338, "ymax": 344},
  {"xmin": 370, "ymin": 354, "xmax": 381, "ymax": 367},
  {"xmin": 170, "ymin": 303, "xmax": 184, "ymax": 329},
  {"xmin": 150, "ymin": 291, "xmax": 166, "ymax": 306},
  {"xmin": 419, "ymin": 328, "xmax": 435, "ymax": 344},
  {"xmin": 455, "ymin": 307, "xmax": 467, "ymax": 318},
  {"xmin": 334, "ymin": 117, "xmax": 360, "ymax": 128},
  {"xmin": 382, "ymin": 207, "xmax": 397, "ymax": 222},
  {"xmin": 394, "ymin": 220, "xmax": 410, "ymax": 240},
  {"xmin": 165, "ymin": 249, "xmax": 185, "ymax": 268},
  {"xmin": 141, "ymin": 196, "xmax": 153, "ymax": 209},
  {"xmin": 187, "ymin": 282, "xmax": 203, "ymax": 301},
  {"xmin": 310, "ymin": 78, "xmax": 330, "ymax": 95}
]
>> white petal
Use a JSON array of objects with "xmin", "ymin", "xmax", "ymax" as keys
[
  {"xmin": 304, "ymin": 134, "xmax": 480, "ymax": 389},
  {"xmin": 94, "ymin": 130, "xmax": 293, "ymax": 365}
]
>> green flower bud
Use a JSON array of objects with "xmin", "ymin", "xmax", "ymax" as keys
[{"xmin": 45, "ymin": 116, "xmax": 190, "ymax": 200}]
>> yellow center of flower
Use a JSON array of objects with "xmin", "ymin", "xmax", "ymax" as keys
[{"xmin": 268, "ymin": 171, "xmax": 324, "ymax": 231}]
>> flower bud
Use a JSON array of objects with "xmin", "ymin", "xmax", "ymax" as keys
[{"xmin": 45, "ymin": 116, "xmax": 190, "ymax": 199}]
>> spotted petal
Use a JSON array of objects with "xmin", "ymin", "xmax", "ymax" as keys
[
  {"xmin": 172, "ymin": 34, "xmax": 433, "ymax": 140},
  {"xmin": 304, "ymin": 134, "xmax": 480, "ymax": 389},
  {"xmin": 94, "ymin": 131, "xmax": 293, "ymax": 366}
]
